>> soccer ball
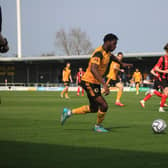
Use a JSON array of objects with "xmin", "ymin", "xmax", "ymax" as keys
[{"xmin": 152, "ymin": 119, "xmax": 167, "ymax": 133}]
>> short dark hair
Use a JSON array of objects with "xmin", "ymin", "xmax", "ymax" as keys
[
  {"xmin": 164, "ymin": 43, "xmax": 168, "ymax": 50},
  {"xmin": 103, "ymin": 33, "xmax": 118, "ymax": 43},
  {"xmin": 117, "ymin": 52, "xmax": 123, "ymax": 56}
]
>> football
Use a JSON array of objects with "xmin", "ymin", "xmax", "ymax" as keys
[{"xmin": 152, "ymin": 119, "xmax": 167, "ymax": 134}]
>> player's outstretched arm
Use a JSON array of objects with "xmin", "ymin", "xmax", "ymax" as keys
[
  {"xmin": 70, "ymin": 75, "xmax": 73, "ymax": 83},
  {"xmin": 150, "ymin": 69, "xmax": 158, "ymax": 77},
  {"xmin": 155, "ymin": 66, "xmax": 168, "ymax": 74},
  {"xmin": 110, "ymin": 54, "xmax": 133, "ymax": 68},
  {"xmin": 113, "ymin": 65, "xmax": 125, "ymax": 72}
]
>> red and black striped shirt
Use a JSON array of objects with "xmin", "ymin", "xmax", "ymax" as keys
[
  {"xmin": 155, "ymin": 55, "xmax": 168, "ymax": 80},
  {"xmin": 77, "ymin": 71, "xmax": 85, "ymax": 83}
]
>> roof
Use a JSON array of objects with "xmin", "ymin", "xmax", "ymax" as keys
[{"xmin": 0, "ymin": 52, "xmax": 164, "ymax": 62}]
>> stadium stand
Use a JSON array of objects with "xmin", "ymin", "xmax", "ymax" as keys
[{"xmin": 0, "ymin": 52, "xmax": 164, "ymax": 86}]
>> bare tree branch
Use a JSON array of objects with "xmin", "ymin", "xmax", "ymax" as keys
[
  {"xmin": 55, "ymin": 29, "xmax": 70, "ymax": 55},
  {"xmin": 55, "ymin": 28, "xmax": 93, "ymax": 55}
]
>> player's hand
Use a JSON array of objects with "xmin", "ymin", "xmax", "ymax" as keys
[
  {"xmin": 0, "ymin": 38, "xmax": 9, "ymax": 53},
  {"xmin": 155, "ymin": 74, "xmax": 160, "ymax": 78},
  {"xmin": 164, "ymin": 69, "xmax": 168, "ymax": 73},
  {"xmin": 103, "ymin": 83, "xmax": 109, "ymax": 96},
  {"xmin": 120, "ymin": 69, "xmax": 125, "ymax": 73}
]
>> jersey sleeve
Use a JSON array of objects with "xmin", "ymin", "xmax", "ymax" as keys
[
  {"xmin": 90, "ymin": 52, "xmax": 103, "ymax": 65},
  {"xmin": 155, "ymin": 56, "xmax": 163, "ymax": 68}
]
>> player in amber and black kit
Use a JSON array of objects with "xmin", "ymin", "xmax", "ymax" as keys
[
  {"xmin": 60, "ymin": 62, "xmax": 73, "ymax": 99},
  {"xmin": 132, "ymin": 69, "xmax": 142, "ymax": 95},
  {"xmin": 60, "ymin": 33, "xmax": 132, "ymax": 132}
]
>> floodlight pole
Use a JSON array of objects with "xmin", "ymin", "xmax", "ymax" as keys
[{"xmin": 16, "ymin": 0, "xmax": 22, "ymax": 58}]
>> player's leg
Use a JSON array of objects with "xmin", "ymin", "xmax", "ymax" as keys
[
  {"xmin": 77, "ymin": 86, "xmax": 80, "ymax": 96},
  {"xmin": 151, "ymin": 80, "xmax": 162, "ymax": 97},
  {"xmin": 140, "ymin": 92, "xmax": 152, "ymax": 107},
  {"xmin": 61, "ymin": 86, "xmax": 68, "ymax": 98},
  {"xmin": 82, "ymin": 87, "xmax": 84, "ymax": 96},
  {"xmin": 140, "ymin": 80, "xmax": 162, "ymax": 108},
  {"xmin": 115, "ymin": 82, "xmax": 124, "ymax": 106},
  {"xmin": 66, "ymin": 94, "xmax": 109, "ymax": 133},
  {"xmin": 94, "ymin": 95, "xmax": 109, "ymax": 132},
  {"xmin": 72, "ymin": 94, "xmax": 94, "ymax": 114},
  {"xmin": 159, "ymin": 86, "xmax": 168, "ymax": 112},
  {"xmin": 136, "ymin": 82, "xmax": 140, "ymax": 95},
  {"xmin": 61, "ymin": 81, "xmax": 94, "ymax": 125},
  {"xmin": 71, "ymin": 82, "xmax": 99, "ymax": 115},
  {"xmin": 160, "ymin": 85, "xmax": 168, "ymax": 107},
  {"xmin": 65, "ymin": 84, "xmax": 70, "ymax": 99},
  {"xmin": 61, "ymin": 82, "xmax": 67, "ymax": 98},
  {"xmin": 61, "ymin": 82, "xmax": 109, "ymax": 132}
]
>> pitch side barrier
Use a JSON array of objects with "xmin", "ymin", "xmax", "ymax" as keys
[{"xmin": 0, "ymin": 86, "xmax": 150, "ymax": 92}]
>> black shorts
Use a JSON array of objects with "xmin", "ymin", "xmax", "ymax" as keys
[
  {"xmin": 160, "ymin": 79, "xmax": 168, "ymax": 89},
  {"xmin": 63, "ymin": 81, "xmax": 70, "ymax": 86},
  {"xmin": 153, "ymin": 80, "xmax": 162, "ymax": 90},
  {"xmin": 78, "ymin": 82, "xmax": 82, "ymax": 86},
  {"xmin": 80, "ymin": 80, "xmax": 101, "ymax": 98},
  {"xmin": 135, "ymin": 82, "xmax": 140, "ymax": 85},
  {"xmin": 80, "ymin": 80, "xmax": 102, "ymax": 112},
  {"xmin": 107, "ymin": 78, "xmax": 120, "ymax": 87}
]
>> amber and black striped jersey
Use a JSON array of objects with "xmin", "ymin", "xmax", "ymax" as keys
[
  {"xmin": 62, "ymin": 67, "xmax": 71, "ymax": 82},
  {"xmin": 106, "ymin": 61, "xmax": 120, "ymax": 80},
  {"xmin": 132, "ymin": 72, "xmax": 142, "ymax": 82},
  {"xmin": 82, "ymin": 46, "xmax": 120, "ymax": 84}
]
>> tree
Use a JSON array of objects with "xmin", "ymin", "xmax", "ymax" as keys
[
  {"xmin": 41, "ymin": 52, "xmax": 55, "ymax": 56},
  {"xmin": 55, "ymin": 28, "xmax": 93, "ymax": 55}
]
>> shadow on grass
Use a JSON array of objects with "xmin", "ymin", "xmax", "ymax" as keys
[
  {"xmin": 1, "ymin": 140, "xmax": 168, "ymax": 168},
  {"xmin": 105, "ymin": 125, "xmax": 133, "ymax": 131},
  {"xmin": 64, "ymin": 125, "xmax": 132, "ymax": 132}
]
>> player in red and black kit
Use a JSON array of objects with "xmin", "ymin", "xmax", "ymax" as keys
[
  {"xmin": 76, "ymin": 67, "xmax": 85, "ymax": 96},
  {"xmin": 151, "ymin": 66, "xmax": 163, "ymax": 92},
  {"xmin": 140, "ymin": 43, "xmax": 168, "ymax": 112},
  {"xmin": 140, "ymin": 64, "xmax": 164, "ymax": 107}
]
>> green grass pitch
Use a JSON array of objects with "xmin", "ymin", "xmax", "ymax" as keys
[{"xmin": 0, "ymin": 91, "xmax": 168, "ymax": 168}]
